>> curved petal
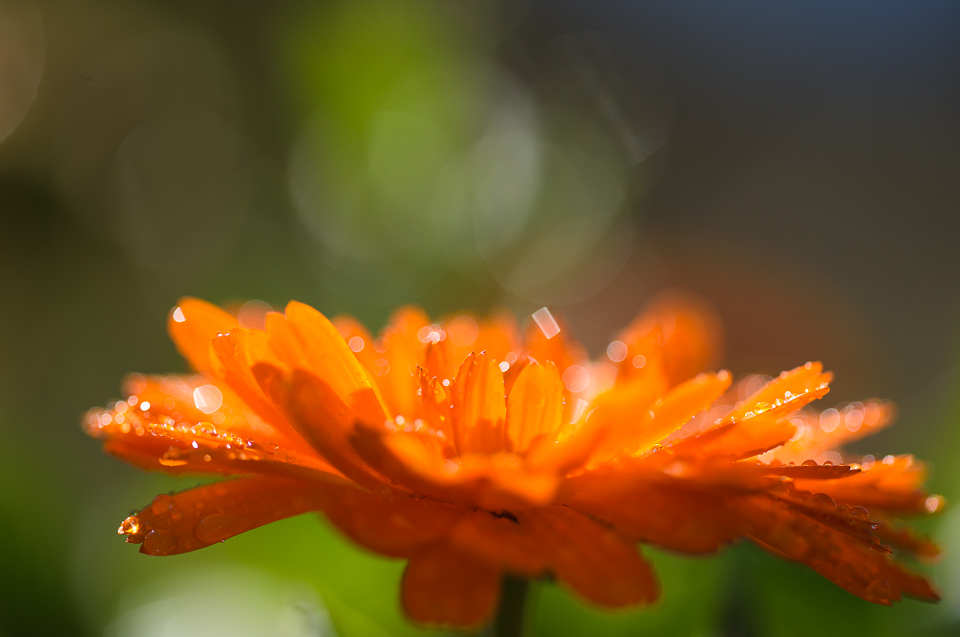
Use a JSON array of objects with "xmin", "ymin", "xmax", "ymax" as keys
[
  {"xmin": 635, "ymin": 371, "xmax": 733, "ymax": 453},
  {"xmin": 168, "ymin": 297, "xmax": 239, "ymax": 372},
  {"xmin": 83, "ymin": 374, "xmax": 337, "ymax": 480},
  {"xmin": 519, "ymin": 506, "xmax": 659, "ymax": 607},
  {"xmin": 770, "ymin": 399, "xmax": 896, "ymax": 464},
  {"xmin": 119, "ymin": 475, "xmax": 342, "ymax": 555},
  {"xmin": 795, "ymin": 456, "xmax": 932, "ymax": 514},
  {"xmin": 617, "ymin": 293, "xmax": 722, "ymax": 387},
  {"xmin": 558, "ymin": 463, "xmax": 746, "ymax": 554},
  {"xmin": 452, "ymin": 353, "xmax": 507, "ymax": 455},
  {"xmin": 320, "ymin": 489, "xmax": 469, "ymax": 558},
  {"xmin": 738, "ymin": 494, "xmax": 939, "ymax": 605},
  {"xmin": 401, "ymin": 544, "xmax": 501, "ymax": 629},
  {"xmin": 351, "ymin": 427, "xmax": 558, "ymax": 508},
  {"xmin": 505, "ymin": 362, "xmax": 565, "ymax": 454},
  {"xmin": 376, "ymin": 306, "xmax": 431, "ymax": 419}
]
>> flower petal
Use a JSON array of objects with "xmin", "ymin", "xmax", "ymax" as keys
[
  {"xmin": 739, "ymin": 494, "xmax": 939, "ymax": 604},
  {"xmin": 635, "ymin": 371, "xmax": 733, "ymax": 453},
  {"xmin": 618, "ymin": 293, "xmax": 722, "ymax": 387},
  {"xmin": 401, "ymin": 544, "xmax": 501, "ymax": 629},
  {"xmin": 320, "ymin": 490, "xmax": 469, "ymax": 558},
  {"xmin": 505, "ymin": 362, "xmax": 564, "ymax": 454},
  {"xmin": 285, "ymin": 368, "xmax": 391, "ymax": 489},
  {"xmin": 119, "ymin": 475, "xmax": 338, "ymax": 555},
  {"xmin": 795, "ymin": 456, "xmax": 931, "ymax": 515},
  {"xmin": 559, "ymin": 463, "xmax": 745, "ymax": 553},
  {"xmin": 168, "ymin": 297, "xmax": 239, "ymax": 372},
  {"xmin": 376, "ymin": 306, "xmax": 431, "ymax": 418},
  {"xmin": 84, "ymin": 375, "xmax": 336, "ymax": 479},
  {"xmin": 519, "ymin": 506, "xmax": 659, "ymax": 607},
  {"xmin": 452, "ymin": 353, "xmax": 507, "ymax": 455}
]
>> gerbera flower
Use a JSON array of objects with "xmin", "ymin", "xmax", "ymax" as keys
[{"xmin": 85, "ymin": 296, "xmax": 941, "ymax": 628}]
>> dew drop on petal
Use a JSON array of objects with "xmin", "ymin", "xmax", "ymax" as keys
[
  {"xmin": 812, "ymin": 493, "xmax": 836, "ymax": 508},
  {"xmin": 847, "ymin": 506, "xmax": 870, "ymax": 521},
  {"xmin": 632, "ymin": 354, "xmax": 646, "ymax": 369},
  {"xmin": 865, "ymin": 580, "xmax": 893, "ymax": 600},
  {"xmin": 170, "ymin": 509, "xmax": 183, "ymax": 521},
  {"xmin": 151, "ymin": 494, "xmax": 176, "ymax": 515},
  {"xmin": 861, "ymin": 454, "xmax": 876, "ymax": 470},
  {"xmin": 348, "ymin": 336, "xmax": 364, "ymax": 352},
  {"xmin": 142, "ymin": 529, "xmax": 178, "ymax": 555},
  {"xmin": 882, "ymin": 455, "xmax": 895, "ymax": 465},
  {"xmin": 118, "ymin": 515, "xmax": 141, "ymax": 536},
  {"xmin": 172, "ymin": 307, "xmax": 186, "ymax": 323},
  {"xmin": 499, "ymin": 361, "xmax": 510, "ymax": 372}
]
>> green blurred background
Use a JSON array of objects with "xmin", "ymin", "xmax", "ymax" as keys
[{"xmin": 1, "ymin": 0, "xmax": 959, "ymax": 635}]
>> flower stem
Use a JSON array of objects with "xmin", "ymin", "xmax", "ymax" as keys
[{"xmin": 491, "ymin": 575, "xmax": 533, "ymax": 637}]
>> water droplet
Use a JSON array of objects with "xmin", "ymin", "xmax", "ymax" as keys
[
  {"xmin": 170, "ymin": 509, "xmax": 183, "ymax": 521},
  {"xmin": 847, "ymin": 506, "xmax": 870, "ymax": 521},
  {"xmin": 812, "ymin": 493, "xmax": 836, "ymax": 508},
  {"xmin": 865, "ymin": 580, "xmax": 892, "ymax": 600},
  {"xmin": 802, "ymin": 459, "xmax": 817, "ymax": 467},
  {"xmin": 150, "ymin": 494, "xmax": 176, "ymax": 515},
  {"xmin": 195, "ymin": 514, "xmax": 248, "ymax": 543},
  {"xmin": 118, "ymin": 515, "xmax": 141, "ymax": 536},
  {"xmin": 142, "ymin": 529, "xmax": 178, "ymax": 555}
]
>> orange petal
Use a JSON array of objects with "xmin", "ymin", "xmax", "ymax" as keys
[
  {"xmin": 581, "ymin": 374, "xmax": 663, "ymax": 465},
  {"xmin": 770, "ymin": 399, "xmax": 896, "ymax": 464},
  {"xmin": 723, "ymin": 362, "xmax": 832, "ymax": 425},
  {"xmin": 376, "ymin": 306, "xmax": 431, "ymax": 419},
  {"xmin": 558, "ymin": 463, "xmax": 745, "ymax": 554},
  {"xmin": 452, "ymin": 353, "xmax": 507, "ymax": 455},
  {"xmin": 739, "ymin": 494, "xmax": 939, "ymax": 604},
  {"xmin": 168, "ymin": 298, "xmax": 238, "ymax": 372},
  {"xmin": 285, "ymin": 369, "xmax": 390, "ymax": 490},
  {"xmin": 320, "ymin": 489, "xmax": 469, "ymax": 558},
  {"xmin": 476, "ymin": 311, "xmax": 521, "ymax": 361},
  {"xmin": 871, "ymin": 521, "xmax": 941, "ymax": 561},
  {"xmin": 332, "ymin": 315, "xmax": 379, "ymax": 378},
  {"xmin": 519, "ymin": 506, "xmax": 659, "ymax": 607},
  {"xmin": 618, "ymin": 293, "xmax": 722, "ymax": 387},
  {"xmin": 119, "ymin": 475, "xmax": 337, "ymax": 555},
  {"xmin": 447, "ymin": 511, "xmax": 548, "ymax": 577},
  {"xmin": 351, "ymin": 426, "xmax": 558, "ymax": 509},
  {"xmin": 678, "ymin": 412, "xmax": 797, "ymax": 460},
  {"xmin": 401, "ymin": 544, "xmax": 501, "ymax": 629},
  {"xmin": 505, "ymin": 362, "xmax": 564, "ymax": 454},
  {"xmin": 795, "ymin": 456, "xmax": 931, "ymax": 514},
  {"xmin": 283, "ymin": 301, "xmax": 389, "ymax": 423},
  {"xmin": 83, "ymin": 375, "xmax": 336, "ymax": 479},
  {"xmin": 210, "ymin": 329, "xmax": 299, "ymax": 433},
  {"xmin": 635, "ymin": 371, "xmax": 733, "ymax": 453}
]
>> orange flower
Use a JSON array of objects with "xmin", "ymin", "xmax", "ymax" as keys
[{"xmin": 85, "ymin": 297, "xmax": 941, "ymax": 628}]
